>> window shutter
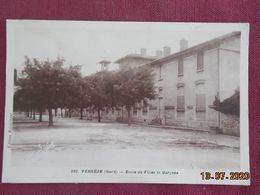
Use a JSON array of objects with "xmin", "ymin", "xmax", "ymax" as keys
[
  {"xmin": 196, "ymin": 94, "xmax": 206, "ymax": 112},
  {"xmin": 197, "ymin": 51, "xmax": 204, "ymax": 71},
  {"xmin": 178, "ymin": 58, "xmax": 183, "ymax": 75},
  {"xmin": 159, "ymin": 65, "xmax": 162, "ymax": 79},
  {"xmin": 177, "ymin": 95, "xmax": 185, "ymax": 112}
]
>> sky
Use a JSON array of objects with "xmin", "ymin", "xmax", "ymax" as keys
[{"xmin": 8, "ymin": 20, "xmax": 244, "ymax": 76}]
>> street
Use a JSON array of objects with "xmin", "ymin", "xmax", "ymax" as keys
[{"xmin": 10, "ymin": 114, "xmax": 240, "ymax": 169}]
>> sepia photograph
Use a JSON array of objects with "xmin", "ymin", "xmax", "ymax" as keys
[{"xmin": 2, "ymin": 20, "xmax": 249, "ymax": 184}]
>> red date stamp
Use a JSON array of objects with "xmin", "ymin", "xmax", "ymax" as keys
[{"xmin": 200, "ymin": 172, "xmax": 250, "ymax": 180}]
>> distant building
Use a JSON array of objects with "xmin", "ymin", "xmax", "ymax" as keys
[
  {"xmin": 114, "ymin": 48, "xmax": 157, "ymax": 70},
  {"xmin": 114, "ymin": 32, "xmax": 240, "ymax": 136},
  {"xmin": 98, "ymin": 59, "xmax": 111, "ymax": 71}
]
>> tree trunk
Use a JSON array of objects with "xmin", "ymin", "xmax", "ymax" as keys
[
  {"xmin": 33, "ymin": 110, "xmax": 36, "ymax": 120},
  {"xmin": 90, "ymin": 108, "xmax": 93, "ymax": 120},
  {"xmin": 48, "ymin": 108, "xmax": 53, "ymax": 126},
  {"xmin": 55, "ymin": 108, "xmax": 57, "ymax": 117},
  {"xmin": 121, "ymin": 106, "xmax": 124, "ymax": 120},
  {"xmin": 80, "ymin": 107, "xmax": 83, "ymax": 120},
  {"xmin": 30, "ymin": 109, "xmax": 33, "ymax": 118},
  {"xmin": 127, "ymin": 106, "xmax": 131, "ymax": 126},
  {"xmin": 39, "ymin": 109, "xmax": 42, "ymax": 122},
  {"xmin": 69, "ymin": 108, "xmax": 72, "ymax": 118},
  {"xmin": 97, "ymin": 108, "xmax": 101, "ymax": 122},
  {"xmin": 60, "ymin": 108, "xmax": 63, "ymax": 118},
  {"xmin": 27, "ymin": 111, "xmax": 30, "ymax": 117}
]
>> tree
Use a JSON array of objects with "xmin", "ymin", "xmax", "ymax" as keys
[
  {"xmin": 77, "ymin": 79, "xmax": 92, "ymax": 120},
  {"xmin": 114, "ymin": 65, "xmax": 156, "ymax": 125},
  {"xmin": 14, "ymin": 57, "xmax": 43, "ymax": 121},
  {"xmin": 213, "ymin": 89, "xmax": 240, "ymax": 116},
  {"xmin": 65, "ymin": 65, "xmax": 90, "ymax": 120},
  {"xmin": 14, "ymin": 77, "xmax": 37, "ymax": 118},
  {"xmin": 85, "ymin": 71, "xmax": 116, "ymax": 122},
  {"xmin": 15, "ymin": 56, "xmax": 81, "ymax": 126},
  {"xmin": 14, "ymin": 57, "xmax": 156, "ymax": 127},
  {"xmin": 32, "ymin": 57, "xmax": 68, "ymax": 126}
]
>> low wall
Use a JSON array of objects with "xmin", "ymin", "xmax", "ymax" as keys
[
  {"xmin": 62, "ymin": 108, "xmax": 240, "ymax": 136},
  {"xmin": 220, "ymin": 113, "xmax": 240, "ymax": 136}
]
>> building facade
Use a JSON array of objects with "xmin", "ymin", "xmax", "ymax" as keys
[{"xmin": 114, "ymin": 32, "xmax": 240, "ymax": 136}]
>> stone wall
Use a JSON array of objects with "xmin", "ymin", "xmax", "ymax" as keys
[{"xmin": 220, "ymin": 113, "xmax": 240, "ymax": 136}]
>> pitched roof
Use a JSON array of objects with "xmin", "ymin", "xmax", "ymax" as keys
[
  {"xmin": 147, "ymin": 31, "xmax": 241, "ymax": 66},
  {"xmin": 114, "ymin": 54, "xmax": 157, "ymax": 64},
  {"xmin": 98, "ymin": 59, "xmax": 111, "ymax": 64}
]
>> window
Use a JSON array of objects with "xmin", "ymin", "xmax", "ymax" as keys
[
  {"xmin": 164, "ymin": 106, "xmax": 175, "ymax": 110},
  {"xmin": 197, "ymin": 51, "xmax": 204, "ymax": 71},
  {"xmin": 177, "ymin": 96, "xmax": 185, "ymax": 112},
  {"xmin": 196, "ymin": 83, "xmax": 206, "ymax": 112},
  {"xmin": 158, "ymin": 65, "xmax": 163, "ymax": 81},
  {"xmin": 157, "ymin": 86, "xmax": 163, "ymax": 99},
  {"xmin": 143, "ymin": 105, "xmax": 148, "ymax": 115},
  {"xmin": 196, "ymin": 94, "xmax": 206, "ymax": 112},
  {"xmin": 149, "ymin": 105, "xmax": 157, "ymax": 110},
  {"xmin": 178, "ymin": 58, "xmax": 183, "ymax": 76},
  {"xmin": 177, "ymin": 86, "xmax": 185, "ymax": 112}
]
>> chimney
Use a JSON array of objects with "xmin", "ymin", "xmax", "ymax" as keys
[
  {"xmin": 14, "ymin": 68, "xmax": 17, "ymax": 85},
  {"xmin": 156, "ymin": 50, "xmax": 163, "ymax": 58},
  {"xmin": 163, "ymin": 46, "xmax": 171, "ymax": 57},
  {"xmin": 180, "ymin": 39, "xmax": 188, "ymax": 51},
  {"xmin": 140, "ymin": 48, "xmax": 147, "ymax": 56}
]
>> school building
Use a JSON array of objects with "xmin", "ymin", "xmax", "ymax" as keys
[{"xmin": 113, "ymin": 32, "xmax": 240, "ymax": 136}]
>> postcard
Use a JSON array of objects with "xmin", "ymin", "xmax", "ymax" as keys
[{"xmin": 2, "ymin": 20, "xmax": 250, "ymax": 184}]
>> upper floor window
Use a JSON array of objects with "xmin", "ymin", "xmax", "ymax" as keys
[
  {"xmin": 197, "ymin": 51, "xmax": 204, "ymax": 71},
  {"xmin": 178, "ymin": 58, "xmax": 183, "ymax": 76},
  {"xmin": 158, "ymin": 65, "xmax": 163, "ymax": 81}
]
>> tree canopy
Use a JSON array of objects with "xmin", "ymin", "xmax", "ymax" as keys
[
  {"xmin": 15, "ymin": 57, "xmax": 85, "ymax": 126},
  {"xmin": 114, "ymin": 66, "xmax": 156, "ymax": 124},
  {"xmin": 14, "ymin": 57, "xmax": 156, "ymax": 126},
  {"xmin": 213, "ymin": 90, "xmax": 240, "ymax": 116}
]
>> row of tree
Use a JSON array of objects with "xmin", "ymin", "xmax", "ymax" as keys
[{"xmin": 14, "ymin": 57, "xmax": 156, "ymax": 126}]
